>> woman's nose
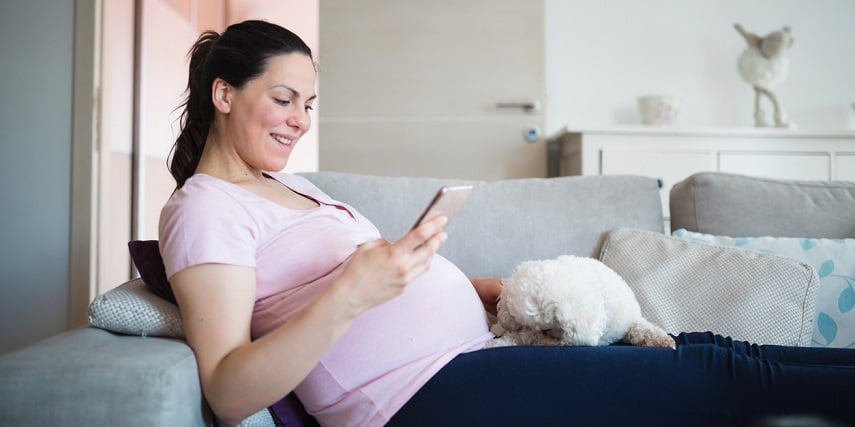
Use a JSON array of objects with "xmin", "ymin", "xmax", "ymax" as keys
[{"xmin": 287, "ymin": 109, "xmax": 310, "ymax": 132}]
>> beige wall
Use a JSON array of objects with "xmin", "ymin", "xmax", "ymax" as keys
[{"xmin": 98, "ymin": 0, "xmax": 134, "ymax": 294}]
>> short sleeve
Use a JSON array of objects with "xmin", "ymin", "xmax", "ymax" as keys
[{"xmin": 158, "ymin": 176, "xmax": 258, "ymax": 279}]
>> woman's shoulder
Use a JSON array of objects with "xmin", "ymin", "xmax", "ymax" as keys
[
  {"xmin": 158, "ymin": 174, "xmax": 259, "ymax": 278},
  {"xmin": 160, "ymin": 173, "xmax": 265, "ymax": 232},
  {"xmin": 163, "ymin": 174, "xmax": 243, "ymax": 211}
]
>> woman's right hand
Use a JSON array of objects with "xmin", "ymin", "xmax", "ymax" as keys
[{"xmin": 335, "ymin": 215, "xmax": 449, "ymax": 315}]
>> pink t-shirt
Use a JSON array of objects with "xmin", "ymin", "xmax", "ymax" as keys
[{"xmin": 159, "ymin": 172, "xmax": 493, "ymax": 427}]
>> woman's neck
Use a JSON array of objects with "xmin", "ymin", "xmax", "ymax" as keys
[{"xmin": 195, "ymin": 133, "xmax": 264, "ymax": 184}]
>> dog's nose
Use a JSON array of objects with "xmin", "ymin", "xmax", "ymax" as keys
[{"xmin": 542, "ymin": 327, "xmax": 564, "ymax": 339}]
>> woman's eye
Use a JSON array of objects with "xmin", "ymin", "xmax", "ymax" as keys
[
  {"xmin": 274, "ymin": 98, "xmax": 291, "ymax": 106},
  {"xmin": 305, "ymin": 105, "xmax": 314, "ymax": 112}
]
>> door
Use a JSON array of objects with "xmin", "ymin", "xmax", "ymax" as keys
[
  {"xmin": 319, "ymin": 0, "xmax": 546, "ymax": 180},
  {"xmin": 601, "ymin": 148, "xmax": 716, "ymax": 220}
]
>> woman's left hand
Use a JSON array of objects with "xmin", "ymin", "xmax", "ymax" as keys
[{"xmin": 470, "ymin": 277, "xmax": 502, "ymax": 316}]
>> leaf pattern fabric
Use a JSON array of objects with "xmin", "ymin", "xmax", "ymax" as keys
[{"xmin": 673, "ymin": 229, "xmax": 855, "ymax": 348}]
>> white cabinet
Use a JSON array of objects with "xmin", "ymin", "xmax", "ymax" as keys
[
  {"xmin": 548, "ymin": 127, "xmax": 855, "ymax": 219},
  {"xmin": 719, "ymin": 152, "xmax": 830, "ymax": 181},
  {"xmin": 600, "ymin": 149, "xmax": 715, "ymax": 195},
  {"xmin": 839, "ymin": 154, "xmax": 855, "ymax": 181}
]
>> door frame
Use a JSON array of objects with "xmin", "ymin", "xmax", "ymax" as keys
[{"xmin": 69, "ymin": 0, "xmax": 100, "ymax": 326}]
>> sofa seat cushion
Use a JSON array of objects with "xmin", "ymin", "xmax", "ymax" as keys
[{"xmin": 599, "ymin": 227, "xmax": 819, "ymax": 346}]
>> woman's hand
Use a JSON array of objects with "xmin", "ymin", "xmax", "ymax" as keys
[
  {"xmin": 335, "ymin": 215, "xmax": 449, "ymax": 316},
  {"xmin": 470, "ymin": 277, "xmax": 502, "ymax": 316}
]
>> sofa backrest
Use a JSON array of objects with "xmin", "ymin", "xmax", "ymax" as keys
[
  {"xmin": 670, "ymin": 172, "xmax": 855, "ymax": 238},
  {"xmin": 301, "ymin": 172, "xmax": 664, "ymax": 278}
]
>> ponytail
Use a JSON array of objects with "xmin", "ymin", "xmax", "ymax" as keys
[
  {"xmin": 169, "ymin": 31, "xmax": 218, "ymax": 189},
  {"xmin": 168, "ymin": 21, "xmax": 313, "ymax": 189}
]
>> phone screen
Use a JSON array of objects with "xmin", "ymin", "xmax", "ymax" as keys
[{"xmin": 411, "ymin": 185, "xmax": 473, "ymax": 230}]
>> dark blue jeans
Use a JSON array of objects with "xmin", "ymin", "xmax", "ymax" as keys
[{"xmin": 388, "ymin": 332, "xmax": 855, "ymax": 427}]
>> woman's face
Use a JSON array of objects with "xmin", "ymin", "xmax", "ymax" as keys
[{"xmin": 223, "ymin": 53, "xmax": 316, "ymax": 173}]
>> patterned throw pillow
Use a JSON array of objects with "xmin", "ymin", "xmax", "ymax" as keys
[
  {"xmin": 600, "ymin": 228, "xmax": 818, "ymax": 346},
  {"xmin": 673, "ymin": 229, "xmax": 855, "ymax": 348},
  {"xmin": 88, "ymin": 278, "xmax": 185, "ymax": 338}
]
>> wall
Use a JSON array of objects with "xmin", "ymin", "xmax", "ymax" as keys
[
  {"xmin": 137, "ymin": 0, "xmax": 205, "ymax": 241},
  {"xmin": 545, "ymin": 0, "xmax": 855, "ymax": 134},
  {"xmin": 97, "ymin": 0, "xmax": 134, "ymax": 295},
  {"xmin": 0, "ymin": 1, "xmax": 74, "ymax": 354}
]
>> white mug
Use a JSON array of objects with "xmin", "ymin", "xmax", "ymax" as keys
[{"xmin": 638, "ymin": 95, "xmax": 681, "ymax": 126}]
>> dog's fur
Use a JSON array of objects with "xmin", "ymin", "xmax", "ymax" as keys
[{"xmin": 487, "ymin": 255, "xmax": 675, "ymax": 349}]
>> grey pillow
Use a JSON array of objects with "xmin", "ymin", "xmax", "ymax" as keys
[
  {"xmin": 670, "ymin": 172, "xmax": 855, "ymax": 238},
  {"xmin": 599, "ymin": 227, "xmax": 819, "ymax": 346},
  {"xmin": 88, "ymin": 278, "xmax": 185, "ymax": 339}
]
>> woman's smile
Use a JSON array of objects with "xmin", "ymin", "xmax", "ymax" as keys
[{"xmin": 271, "ymin": 133, "xmax": 294, "ymax": 147}]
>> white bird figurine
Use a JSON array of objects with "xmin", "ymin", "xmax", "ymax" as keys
[{"xmin": 734, "ymin": 23, "xmax": 795, "ymax": 128}]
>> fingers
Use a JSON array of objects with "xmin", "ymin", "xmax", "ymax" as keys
[
  {"xmin": 404, "ymin": 215, "xmax": 449, "ymax": 274},
  {"xmin": 354, "ymin": 230, "xmax": 441, "ymax": 285},
  {"xmin": 402, "ymin": 215, "xmax": 448, "ymax": 252},
  {"xmin": 341, "ymin": 217, "xmax": 449, "ymax": 313}
]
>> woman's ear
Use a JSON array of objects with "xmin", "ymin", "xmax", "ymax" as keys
[{"xmin": 211, "ymin": 78, "xmax": 232, "ymax": 114}]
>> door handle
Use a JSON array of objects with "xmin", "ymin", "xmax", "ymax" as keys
[{"xmin": 496, "ymin": 100, "xmax": 541, "ymax": 113}]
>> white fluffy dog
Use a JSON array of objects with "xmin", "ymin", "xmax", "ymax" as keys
[{"xmin": 487, "ymin": 255, "xmax": 675, "ymax": 349}]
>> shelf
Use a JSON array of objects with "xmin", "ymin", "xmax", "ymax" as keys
[{"xmin": 550, "ymin": 126, "xmax": 855, "ymax": 140}]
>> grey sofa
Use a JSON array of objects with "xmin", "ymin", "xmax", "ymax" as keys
[{"xmin": 1, "ymin": 171, "xmax": 853, "ymax": 426}]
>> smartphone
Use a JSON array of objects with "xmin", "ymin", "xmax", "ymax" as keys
[{"xmin": 411, "ymin": 185, "xmax": 474, "ymax": 230}]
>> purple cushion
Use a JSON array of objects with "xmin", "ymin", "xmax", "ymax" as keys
[
  {"xmin": 127, "ymin": 240, "xmax": 177, "ymax": 304},
  {"xmin": 270, "ymin": 393, "xmax": 319, "ymax": 427}
]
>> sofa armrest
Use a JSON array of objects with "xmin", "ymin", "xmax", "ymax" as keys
[{"xmin": 0, "ymin": 327, "xmax": 213, "ymax": 426}]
